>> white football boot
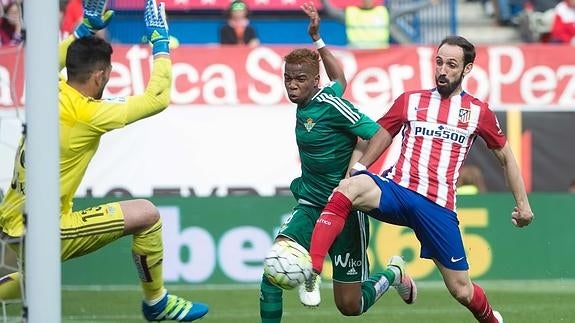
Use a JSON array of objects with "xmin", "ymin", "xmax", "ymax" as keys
[
  {"xmin": 493, "ymin": 310, "xmax": 504, "ymax": 323},
  {"xmin": 387, "ymin": 255, "xmax": 417, "ymax": 304},
  {"xmin": 298, "ymin": 273, "xmax": 321, "ymax": 308}
]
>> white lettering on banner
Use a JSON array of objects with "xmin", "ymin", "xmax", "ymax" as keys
[
  {"xmin": 203, "ymin": 64, "xmax": 239, "ymax": 105},
  {"xmin": 4, "ymin": 45, "xmax": 575, "ymax": 107},
  {"xmin": 0, "ymin": 65, "xmax": 13, "ymax": 105},
  {"xmin": 487, "ymin": 47, "xmax": 524, "ymax": 105},
  {"xmin": 162, "ymin": 207, "xmax": 216, "ymax": 282},
  {"xmin": 171, "ymin": 62, "xmax": 201, "ymax": 104},
  {"xmin": 160, "ymin": 206, "xmax": 273, "ymax": 283},
  {"xmin": 558, "ymin": 66, "xmax": 575, "ymax": 105},
  {"xmin": 219, "ymin": 227, "xmax": 273, "ymax": 282},
  {"xmin": 246, "ymin": 47, "xmax": 284, "ymax": 105}
]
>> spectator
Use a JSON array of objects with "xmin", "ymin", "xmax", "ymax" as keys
[
  {"xmin": 517, "ymin": 0, "xmax": 560, "ymax": 42},
  {"xmin": 320, "ymin": 0, "xmax": 437, "ymax": 48},
  {"xmin": 0, "ymin": 1, "xmax": 23, "ymax": 46},
  {"xmin": 456, "ymin": 164, "xmax": 487, "ymax": 195},
  {"xmin": 219, "ymin": 0, "xmax": 259, "ymax": 46},
  {"xmin": 569, "ymin": 178, "xmax": 575, "ymax": 192},
  {"xmin": 491, "ymin": 0, "xmax": 526, "ymax": 26},
  {"xmin": 549, "ymin": 0, "xmax": 575, "ymax": 43}
]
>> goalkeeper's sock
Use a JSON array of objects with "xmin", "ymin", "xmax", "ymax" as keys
[
  {"xmin": 309, "ymin": 191, "xmax": 352, "ymax": 273},
  {"xmin": 466, "ymin": 282, "xmax": 498, "ymax": 323},
  {"xmin": 0, "ymin": 272, "xmax": 21, "ymax": 300},
  {"xmin": 260, "ymin": 275, "xmax": 283, "ymax": 323},
  {"xmin": 360, "ymin": 269, "xmax": 394, "ymax": 313},
  {"xmin": 132, "ymin": 219, "xmax": 165, "ymax": 301}
]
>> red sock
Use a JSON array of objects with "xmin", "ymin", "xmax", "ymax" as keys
[
  {"xmin": 309, "ymin": 191, "xmax": 352, "ymax": 273},
  {"xmin": 467, "ymin": 283, "xmax": 497, "ymax": 323}
]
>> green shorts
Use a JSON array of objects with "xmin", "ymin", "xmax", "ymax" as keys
[{"xmin": 277, "ymin": 204, "xmax": 370, "ymax": 283}]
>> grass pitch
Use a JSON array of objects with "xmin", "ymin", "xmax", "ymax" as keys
[{"xmin": 5, "ymin": 280, "xmax": 575, "ymax": 322}]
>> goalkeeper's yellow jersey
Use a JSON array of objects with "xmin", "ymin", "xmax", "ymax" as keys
[{"xmin": 0, "ymin": 36, "xmax": 172, "ymax": 237}]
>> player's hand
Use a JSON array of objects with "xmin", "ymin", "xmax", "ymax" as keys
[
  {"xmin": 511, "ymin": 206, "xmax": 534, "ymax": 228},
  {"xmin": 145, "ymin": 0, "xmax": 170, "ymax": 56},
  {"xmin": 301, "ymin": 2, "xmax": 321, "ymax": 41},
  {"xmin": 74, "ymin": 0, "xmax": 115, "ymax": 38}
]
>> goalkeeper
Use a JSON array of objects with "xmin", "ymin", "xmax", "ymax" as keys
[{"xmin": 0, "ymin": 0, "xmax": 208, "ymax": 321}]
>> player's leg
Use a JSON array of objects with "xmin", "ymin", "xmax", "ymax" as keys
[
  {"xmin": 331, "ymin": 211, "xmax": 400, "ymax": 315},
  {"xmin": 62, "ymin": 200, "xmax": 208, "ymax": 321},
  {"xmin": 260, "ymin": 206, "xmax": 313, "ymax": 322},
  {"xmin": 119, "ymin": 199, "xmax": 208, "ymax": 322},
  {"xmin": 309, "ymin": 173, "xmax": 383, "ymax": 273},
  {"xmin": 0, "ymin": 236, "xmax": 23, "ymax": 301},
  {"xmin": 435, "ymin": 262, "xmax": 500, "ymax": 323},
  {"xmin": 409, "ymin": 195, "xmax": 499, "ymax": 323}
]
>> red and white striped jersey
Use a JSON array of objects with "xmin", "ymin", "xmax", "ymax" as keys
[{"xmin": 378, "ymin": 89, "xmax": 507, "ymax": 211}]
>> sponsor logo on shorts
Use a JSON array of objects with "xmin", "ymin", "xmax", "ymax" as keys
[
  {"xmin": 334, "ymin": 253, "xmax": 362, "ymax": 269},
  {"xmin": 450, "ymin": 256, "xmax": 465, "ymax": 263},
  {"xmin": 346, "ymin": 267, "xmax": 358, "ymax": 276}
]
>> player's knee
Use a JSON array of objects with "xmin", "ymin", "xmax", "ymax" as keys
[
  {"xmin": 135, "ymin": 199, "xmax": 161, "ymax": 227},
  {"xmin": 335, "ymin": 298, "xmax": 361, "ymax": 316},
  {"xmin": 448, "ymin": 283, "xmax": 473, "ymax": 305}
]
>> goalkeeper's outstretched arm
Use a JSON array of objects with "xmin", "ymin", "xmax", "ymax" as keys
[{"xmin": 124, "ymin": 0, "xmax": 172, "ymax": 124}]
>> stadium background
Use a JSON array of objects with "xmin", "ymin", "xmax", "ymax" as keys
[{"xmin": 0, "ymin": 0, "xmax": 574, "ymax": 321}]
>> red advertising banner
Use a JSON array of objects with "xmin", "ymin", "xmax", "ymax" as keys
[
  {"xmin": 2, "ymin": 44, "xmax": 575, "ymax": 108},
  {"xmin": 110, "ymin": 0, "xmax": 361, "ymax": 10}
]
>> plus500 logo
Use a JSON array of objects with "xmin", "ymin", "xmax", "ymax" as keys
[{"xmin": 414, "ymin": 125, "xmax": 467, "ymax": 144}]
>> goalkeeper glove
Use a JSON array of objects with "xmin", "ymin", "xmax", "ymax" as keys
[
  {"xmin": 145, "ymin": 0, "xmax": 170, "ymax": 56},
  {"xmin": 74, "ymin": 0, "xmax": 114, "ymax": 38}
]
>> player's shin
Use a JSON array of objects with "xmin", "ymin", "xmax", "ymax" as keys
[
  {"xmin": 260, "ymin": 274, "xmax": 283, "ymax": 323},
  {"xmin": 467, "ymin": 282, "xmax": 498, "ymax": 323},
  {"xmin": 132, "ymin": 220, "xmax": 164, "ymax": 301},
  {"xmin": 309, "ymin": 191, "xmax": 352, "ymax": 273},
  {"xmin": 360, "ymin": 270, "xmax": 394, "ymax": 313}
]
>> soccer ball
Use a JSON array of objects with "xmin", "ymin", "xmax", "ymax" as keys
[{"xmin": 263, "ymin": 240, "xmax": 313, "ymax": 290}]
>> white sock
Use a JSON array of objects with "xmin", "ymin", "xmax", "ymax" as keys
[{"xmin": 144, "ymin": 289, "xmax": 167, "ymax": 306}]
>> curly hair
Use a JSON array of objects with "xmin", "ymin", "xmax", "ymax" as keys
[{"xmin": 284, "ymin": 48, "xmax": 320, "ymax": 75}]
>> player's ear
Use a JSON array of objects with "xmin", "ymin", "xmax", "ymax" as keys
[{"xmin": 463, "ymin": 62, "xmax": 473, "ymax": 77}]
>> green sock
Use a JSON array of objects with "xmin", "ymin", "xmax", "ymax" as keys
[
  {"xmin": 361, "ymin": 269, "xmax": 395, "ymax": 313},
  {"xmin": 260, "ymin": 275, "xmax": 283, "ymax": 323}
]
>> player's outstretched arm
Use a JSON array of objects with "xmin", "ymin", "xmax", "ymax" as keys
[
  {"xmin": 492, "ymin": 142, "xmax": 534, "ymax": 228},
  {"xmin": 301, "ymin": 2, "xmax": 346, "ymax": 91},
  {"xmin": 124, "ymin": 0, "xmax": 172, "ymax": 124},
  {"xmin": 59, "ymin": 0, "xmax": 114, "ymax": 70}
]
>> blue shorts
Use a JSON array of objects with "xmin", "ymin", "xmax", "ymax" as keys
[{"xmin": 357, "ymin": 171, "xmax": 469, "ymax": 271}]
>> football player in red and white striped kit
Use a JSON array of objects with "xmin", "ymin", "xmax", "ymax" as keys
[{"xmin": 309, "ymin": 35, "xmax": 534, "ymax": 323}]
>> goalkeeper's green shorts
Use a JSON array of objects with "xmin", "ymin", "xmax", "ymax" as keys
[{"xmin": 277, "ymin": 203, "xmax": 370, "ymax": 283}]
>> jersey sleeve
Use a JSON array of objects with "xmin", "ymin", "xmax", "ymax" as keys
[
  {"xmin": 77, "ymin": 57, "xmax": 173, "ymax": 132},
  {"xmin": 476, "ymin": 104, "xmax": 507, "ymax": 149},
  {"xmin": 327, "ymin": 96, "xmax": 380, "ymax": 140},
  {"xmin": 377, "ymin": 92, "xmax": 407, "ymax": 136},
  {"xmin": 59, "ymin": 35, "xmax": 75, "ymax": 71},
  {"xmin": 321, "ymin": 80, "xmax": 344, "ymax": 97}
]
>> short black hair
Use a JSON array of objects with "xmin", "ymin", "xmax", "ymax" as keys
[
  {"xmin": 438, "ymin": 36, "xmax": 476, "ymax": 66},
  {"xmin": 66, "ymin": 36, "xmax": 113, "ymax": 83}
]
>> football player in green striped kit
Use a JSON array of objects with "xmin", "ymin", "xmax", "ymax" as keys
[{"xmin": 259, "ymin": 3, "xmax": 417, "ymax": 322}]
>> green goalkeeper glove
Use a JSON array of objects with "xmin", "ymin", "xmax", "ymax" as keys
[
  {"xmin": 145, "ymin": 0, "xmax": 170, "ymax": 56},
  {"xmin": 74, "ymin": 0, "xmax": 114, "ymax": 38}
]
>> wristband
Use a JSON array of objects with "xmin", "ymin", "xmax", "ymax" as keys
[
  {"xmin": 314, "ymin": 39, "xmax": 326, "ymax": 49},
  {"xmin": 352, "ymin": 162, "xmax": 366, "ymax": 171}
]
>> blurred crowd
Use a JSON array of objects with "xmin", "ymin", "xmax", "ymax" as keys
[
  {"xmin": 0, "ymin": 0, "xmax": 23, "ymax": 47},
  {"xmin": 2, "ymin": 0, "xmax": 575, "ymax": 48},
  {"xmin": 473, "ymin": 0, "xmax": 575, "ymax": 43}
]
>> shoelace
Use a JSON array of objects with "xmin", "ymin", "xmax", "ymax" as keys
[{"xmin": 304, "ymin": 275, "xmax": 317, "ymax": 292}]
